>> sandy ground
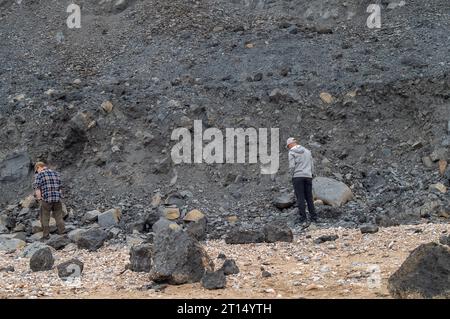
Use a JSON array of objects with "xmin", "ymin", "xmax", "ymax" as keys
[{"xmin": 0, "ymin": 223, "xmax": 448, "ymax": 299}]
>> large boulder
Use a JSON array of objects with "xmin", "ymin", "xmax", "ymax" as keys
[
  {"xmin": 30, "ymin": 247, "xmax": 54, "ymax": 272},
  {"xmin": 21, "ymin": 242, "xmax": 50, "ymax": 258},
  {"xmin": 150, "ymin": 221, "xmax": 213, "ymax": 285},
  {"xmin": 263, "ymin": 223, "xmax": 293, "ymax": 243},
  {"xmin": 76, "ymin": 228, "xmax": 108, "ymax": 251},
  {"xmin": 0, "ymin": 237, "xmax": 26, "ymax": 252},
  {"xmin": 201, "ymin": 270, "xmax": 226, "ymax": 290},
  {"xmin": 97, "ymin": 208, "xmax": 121, "ymax": 228},
  {"xmin": 312, "ymin": 177, "xmax": 353, "ymax": 207},
  {"xmin": 57, "ymin": 258, "xmax": 84, "ymax": 279},
  {"xmin": 225, "ymin": 228, "xmax": 265, "ymax": 244},
  {"xmin": 388, "ymin": 243, "xmax": 450, "ymax": 299},
  {"xmin": 129, "ymin": 243, "xmax": 153, "ymax": 272}
]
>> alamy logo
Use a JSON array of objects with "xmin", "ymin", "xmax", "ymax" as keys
[
  {"xmin": 171, "ymin": 120, "xmax": 280, "ymax": 175},
  {"xmin": 367, "ymin": 4, "xmax": 381, "ymax": 29},
  {"xmin": 67, "ymin": 4, "xmax": 81, "ymax": 29}
]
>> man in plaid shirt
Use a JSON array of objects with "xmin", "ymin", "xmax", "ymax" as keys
[{"xmin": 33, "ymin": 162, "xmax": 65, "ymax": 240}]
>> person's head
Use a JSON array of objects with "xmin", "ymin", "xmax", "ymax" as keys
[
  {"xmin": 34, "ymin": 162, "xmax": 46, "ymax": 174},
  {"xmin": 286, "ymin": 137, "xmax": 298, "ymax": 150}
]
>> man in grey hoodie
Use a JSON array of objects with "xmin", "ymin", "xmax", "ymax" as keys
[{"xmin": 287, "ymin": 137, "xmax": 317, "ymax": 224}]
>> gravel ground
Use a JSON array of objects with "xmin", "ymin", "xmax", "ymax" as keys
[{"xmin": 1, "ymin": 222, "xmax": 448, "ymax": 299}]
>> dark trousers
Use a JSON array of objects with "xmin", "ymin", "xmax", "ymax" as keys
[
  {"xmin": 292, "ymin": 177, "xmax": 316, "ymax": 221},
  {"xmin": 40, "ymin": 201, "xmax": 65, "ymax": 238}
]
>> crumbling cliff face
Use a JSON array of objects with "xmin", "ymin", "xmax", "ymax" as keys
[{"xmin": 0, "ymin": 1, "xmax": 449, "ymax": 238}]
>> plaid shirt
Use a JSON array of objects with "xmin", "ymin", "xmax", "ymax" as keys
[{"xmin": 33, "ymin": 168, "xmax": 63, "ymax": 203}]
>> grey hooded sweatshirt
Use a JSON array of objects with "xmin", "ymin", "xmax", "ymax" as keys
[{"xmin": 288, "ymin": 145, "xmax": 314, "ymax": 178}]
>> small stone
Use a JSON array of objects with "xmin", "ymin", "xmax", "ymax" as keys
[
  {"xmin": 422, "ymin": 156, "xmax": 433, "ymax": 168},
  {"xmin": 0, "ymin": 266, "xmax": 14, "ymax": 272},
  {"xmin": 314, "ymin": 234, "xmax": 338, "ymax": 244},
  {"xmin": 262, "ymin": 270, "xmax": 272, "ymax": 278},
  {"xmin": 183, "ymin": 209, "xmax": 205, "ymax": 222},
  {"xmin": 163, "ymin": 207, "xmax": 180, "ymax": 220},
  {"xmin": 439, "ymin": 160, "xmax": 448, "ymax": 176},
  {"xmin": 429, "ymin": 183, "xmax": 447, "ymax": 193},
  {"xmin": 320, "ymin": 92, "xmax": 334, "ymax": 104},
  {"xmin": 221, "ymin": 259, "xmax": 239, "ymax": 275},
  {"xmin": 305, "ymin": 284, "xmax": 323, "ymax": 291},
  {"xmin": 213, "ymin": 26, "xmax": 224, "ymax": 32},
  {"xmin": 201, "ymin": 270, "xmax": 226, "ymax": 290},
  {"xmin": 151, "ymin": 193, "xmax": 162, "ymax": 207},
  {"xmin": 430, "ymin": 148, "xmax": 447, "ymax": 162},
  {"xmin": 46, "ymin": 235, "xmax": 70, "ymax": 250},
  {"xmin": 101, "ymin": 101, "xmax": 114, "ymax": 113},
  {"xmin": 226, "ymin": 216, "xmax": 238, "ymax": 223},
  {"xmin": 360, "ymin": 224, "xmax": 379, "ymax": 234}
]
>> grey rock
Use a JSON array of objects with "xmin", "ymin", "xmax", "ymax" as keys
[
  {"xmin": 21, "ymin": 242, "xmax": 50, "ymax": 258},
  {"xmin": 430, "ymin": 148, "xmax": 448, "ymax": 162},
  {"xmin": 225, "ymin": 228, "xmax": 265, "ymax": 244},
  {"xmin": 388, "ymin": 243, "xmax": 450, "ymax": 298},
  {"xmin": 165, "ymin": 192, "xmax": 186, "ymax": 208},
  {"xmin": 273, "ymin": 192, "xmax": 295, "ymax": 209},
  {"xmin": 263, "ymin": 223, "xmax": 293, "ymax": 243},
  {"xmin": 0, "ymin": 265, "xmax": 14, "ymax": 272},
  {"xmin": 76, "ymin": 228, "xmax": 108, "ymax": 251},
  {"xmin": 0, "ymin": 151, "xmax": 30, "ymax": 182},
  {"xmin": 0, "ymin": 237, "xmax": 26, "ymax": 252},
  {"xmin": 314, "ymin": 234, "xmax": 339, "ymax": 244},
  {"xmin": 129, "ymin": 243, "xmax": 153, "ymax": 272},
  {"xmin": 150, "ymin": 221, "xmax": 213, "ymax": 285},
  {"xmin": 57, "ymin": 258, "xmax": 84, "ymax": 279},
  {"xmin": 0, "ymin": 224, "xmax": 7, "ymax": 234},
  {"xmin": 201, "ymin": 270, "xmax": 226, "ymax": 289},
  {"xmin": 68, "ymin": 228, "xmax": 86, "ymax": 242},
  {"xmin": 82, "ymin": 210, "xmax": 101, "ymax": 224},
  {"xmin": 218, "ymin": 252, "xmax": 226, "ymax": 259},
  {"xmin": 98, "ymin": 208, "xmax": 121, "ymax": 228},
  {"xmin": 152, "ymin": 217, "xmax": 173, "ymax": 234},
  {"xmin": 46, "ymin": 235, "xmax": 71, "ymax": 250},
  {"xmin": 185, "ymin": 217, "xmax": 207, "ymax": 241},
  {"xmin": 30, "ymin": 247, "xmax": 54, "ymax": 272},
  {"xmin": 360, "ymin": 224, "xmax": 379, "ymax": 234},
  {"xmin": 220, "ymin": 259, "xmax": 239, "ymax": 275},
  {"xmin": 312, "ymin": 177, "xmax": 353, "ymax": 207},
  {"xmin": 439, "ymin": 235, "xmax": 449, "ymax": 246},
  {"xmin": 422, "ymin": 156, "xmax": 433, "ymax": 168},
  {"xmin": 262, "ymin": 270, "xmax": 272, "ymax": 278}
]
